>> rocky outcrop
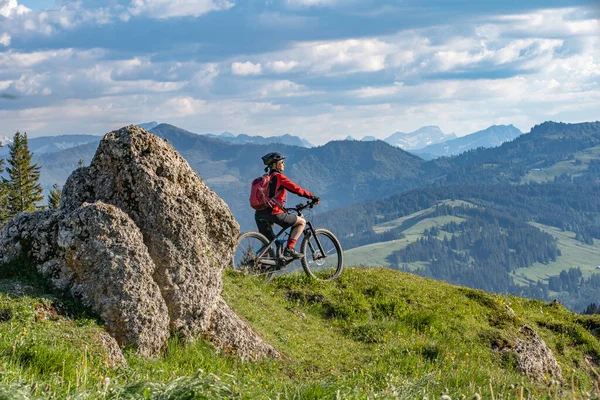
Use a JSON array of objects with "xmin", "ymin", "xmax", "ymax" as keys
[
  {"xmin": 513, "ymin": 325, "xmax": 562, "ymax": 382},
  {"xmin": 0, "ymin": 125, "xmax": 278, "ymax": 359},
  {"xmin": 57, "ymin": 203, "xmax": 169, "ymax": 357}
]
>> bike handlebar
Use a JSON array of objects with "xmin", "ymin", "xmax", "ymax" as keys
[{"xmin": 287, "ymin": 199, "xmax": 319, "ymax": 213}]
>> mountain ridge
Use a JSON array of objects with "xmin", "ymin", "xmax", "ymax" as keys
[
  {"xmin": 413, "ymin": 124, "xmax": 522, "ymax": 159},
  {"xmin": 384, "ymin": 126, "xmax": 457, "ymax": 150},
  {"xmin": 29, "ymin": 121, "xmax": 600, "ymax": 232}
]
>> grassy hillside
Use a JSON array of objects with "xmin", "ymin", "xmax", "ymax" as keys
[
  {"xmin": 521, "ymin": 145, "xmax": 600, "ymax": 184},
  {"xmin": 3, "ymin": 266, "xmax": 600, "ymax": 398},
  {"xmin": 345, "ymin": 203, "xmax": 467, "ymax": 267},
  {"xmin": 514, "ymin": 223, "xmax": 600, "ymax": 283},
  {"xmin": 347, "ymin": 200, "xmax": 469, "ymax": 268},
  {"xmin": 348, "ymin": 208, "xmax": 600, "ymax": 282}
]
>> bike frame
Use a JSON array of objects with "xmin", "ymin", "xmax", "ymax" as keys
[{"xmin": 254, "ymin": 205, "xmax": 326, "ymax": 268}]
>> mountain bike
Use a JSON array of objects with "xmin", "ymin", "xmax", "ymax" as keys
[{"xmin": 232, "ymin": 200, "xmax": 344, "ymax": 281}]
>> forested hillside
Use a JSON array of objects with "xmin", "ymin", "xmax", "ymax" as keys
[
  {"xmin": 315, "ymin": 182, "xmax": 600, "ymax": 311},
  {"xmin": 34, "ymin": 121, "xmax": 600, "ymax": 230},
  {"xmin": 26, "ymin": 121, "xmax": 600, "ymax": 309},
  {"xmin": 36, "ymin": 123, "xmax": 426, "ymax": 229},
  {"xmin": 425, "ymin": 121, "xmax": 600, "ymax": 185}
]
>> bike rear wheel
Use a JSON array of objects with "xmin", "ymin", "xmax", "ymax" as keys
[
  {"xmin": 300, "ymin": 228, "xmax": 343, "ymax": 281},
  {"xmin": 232, "ymin": 231, "xmax": 275, "ymax": 279}
]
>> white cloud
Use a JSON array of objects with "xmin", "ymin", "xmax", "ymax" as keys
[
  {"xmin": 308, "ymin": 39, "xmax": 390, "ymax": 73},
  {"xmin": 7, "ymin": 73, "xmax": 51, "ymax": 95},
  {"xmin": 161, "ymin": 96, "xmax": 280, "ymax": 118},
  {"xmin": 432, "ymin": 49, "xmax": 491, "ymax": 71},
  {"xmin": 285, "ymin": 0, "xmax": 337, "ymax": 7},
  {"xmin": 258, "ymin": 38, "xmax": 392, "ymax": 75},
  {"xmin": 0, "ymin": 2, "xmax": 114, "ymax": 38},
  {"xmin": 351, "ymin": 82, "xmax": 403, "ymax": 98},
  {"xmin": 496, "ymin": 8, "xmax": 600, "ymax": 37},
  {"xmin": 265, "ymin": 60, "xmax": 298, "ymax": 73},
  {"xmin": 0, "ymin": 33, "xmax": 10, "ymax": 46},
  {"xmin": 231, "ymin": 61, "xmax": 262, "ymax": 76},
  {"xmin": 259, "ymin": 80, "xmax": 309, "ymax": 98},
  {"xmin": 0, "ymin": 0, "xmax": 30, "ymax": 18},
  {"xmin": 190, "ymin": 63, "xmax": 220, "ymax": 87},
  {"xmin": 0, "ymin": 5, "xmax": 598, "ymax": 145},
  {"xmin": 126, "ymin": 0, "xmax": 234, "ymax": 19},
  {"xmin": 0, "ymin": 48, "xmax": 86, "ymax": 69}
]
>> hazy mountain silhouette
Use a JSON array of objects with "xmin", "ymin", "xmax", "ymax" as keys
[
  {"xmin": 413, "ymin": 125, "xmax": 522, "ymax": 159},
  {"xmin": 32, "ymin": 121, "xmax": 600, "ymax": 230},
  {"xmin": 384, "ymin": 126, "xmax": 457, "ymax": 150}
]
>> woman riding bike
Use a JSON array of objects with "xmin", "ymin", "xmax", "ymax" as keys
[{"xmin": 255, "ymin": 152, "xmax": 319, "ymax": 260}]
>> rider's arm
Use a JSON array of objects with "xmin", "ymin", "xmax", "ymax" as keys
[{"xmin": 277, "ymin": 174, "xmax": 314, "ymax": 198}]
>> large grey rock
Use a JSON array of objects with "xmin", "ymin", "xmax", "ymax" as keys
[
  {"xmin": 57, "ymin": 202, "xmax": 169, "ymax": 357},
  {"xmin": 0, "ymin": 125, "xmax": 278, "ymax": 359},
  {"xmin": 63, "ymin": 126, "xmax": 236, "ymax": 335}
]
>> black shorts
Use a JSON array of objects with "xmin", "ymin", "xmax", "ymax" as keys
[{"xmin": 255, "ymin": 210, "xmax": 298, "ymax": 240}]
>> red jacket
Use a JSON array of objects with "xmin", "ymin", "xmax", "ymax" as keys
[{"xmin": 268, "ymin": 171, "xmax": 313, "ymax": 215}]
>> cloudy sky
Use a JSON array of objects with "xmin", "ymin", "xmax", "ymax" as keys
[{"xmin": 0, "ymin": 0, "xmax": 598, "ymax": 144}]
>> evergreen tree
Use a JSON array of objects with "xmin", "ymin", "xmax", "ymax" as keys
[
  {"xmin": 0, "ymin": 141, "xmax": 8, "ymax": 225},
  {"xmin": 4, "ymin": 132, "xmax": 44, "ymax": 217},
  {"xmin": 48, "ymin": 183, "xmax": 62, "ymax": 210}
]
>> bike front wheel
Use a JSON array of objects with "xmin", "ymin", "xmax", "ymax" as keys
[
  {"xmin": 232, "ymin": 231, "xmax": 275, "ymax": 279},
  {"xmin": 300, "ymin": 228, "xmax": 343, "ymax": 281}
]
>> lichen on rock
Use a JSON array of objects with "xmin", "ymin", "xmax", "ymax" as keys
[
  {"xmin": 512, "ymin": 325, "xmax": 562, "ymax": 382},
  {"xmin": 0, "ymin": 125, "xmax": 278, "ymax": 359}
]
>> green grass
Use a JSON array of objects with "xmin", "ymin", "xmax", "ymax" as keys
[
  {"xmin": 3, "ymin": 266, "xmax": 600, "ymax": 398},
  {"xmin": 514, "ymin": 222, "xmax": 600, "ymax": 284},
  {"xmin": 521, "ymin": 145, "xmax": 600, "ymax": 184}
]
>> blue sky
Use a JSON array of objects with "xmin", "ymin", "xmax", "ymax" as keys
[{"xmin": 0, "ymin": 0, "xmax": 598, "ymax": 144}]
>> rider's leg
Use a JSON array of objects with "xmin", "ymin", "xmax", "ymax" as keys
[
  {"xmin": 255, "ymin": 215, "xmax": 275, "ymax": 242},
  {"xmin": 287, "ymin": 216, "xmax": 306, "ymax": 249}
]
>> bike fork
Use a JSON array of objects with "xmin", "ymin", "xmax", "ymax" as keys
[{"xmin": 305, "ymin": 222, "xmax": 326, "ymax": 260}]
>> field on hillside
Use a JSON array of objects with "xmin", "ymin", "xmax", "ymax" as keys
[
  {"xmin": 347, "ymin": 203, "xmax": 600, "ymax": 291},
  {"xmin": 514, "ymin": 222, "xmax": 600, "ymax": 284},
  {"xmin": 521, "ymin": 145, "xmax": 600, "ymax": 183},
  {"xmin": 3, "ymin": 267, "xmax": 600, "ymax": 399},
  {"xmin": 344, "ymin": 201, "xmax": 468, "ymax": 267},
  {"xmin": 371, "ymin": 200, "xmax": 472, "ymax": 234}
]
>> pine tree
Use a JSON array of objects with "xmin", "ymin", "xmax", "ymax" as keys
[
  {"xmin": 48, "ymin": 183, "xmax": 62, "ymax": 210},
  {"xmin": 0, "ymin": 141, "xmax": 8, "ymax": 225},
  {"xmin": 4, "ymin": 131, "xmax": 44, "ymax": 217}
]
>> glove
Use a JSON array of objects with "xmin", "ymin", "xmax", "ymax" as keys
[{"xmin": 311, "ymin": 196, "xmax": 320, "ymax": 204}]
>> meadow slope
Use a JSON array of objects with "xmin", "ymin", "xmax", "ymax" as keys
[{"xmin": 2, "ymin": 266, "xmax": 600, "ymax": 398}]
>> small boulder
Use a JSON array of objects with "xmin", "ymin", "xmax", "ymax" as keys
[{"xmin": 511, "ymin": 325, "xmax": 562, "ymax": 382}]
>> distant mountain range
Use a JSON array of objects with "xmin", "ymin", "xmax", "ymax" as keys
[
  {"xmin": 0, "ymin": 134, "xmax": 101, "ymax": 157},
  {"xmin": 384, "ymin": 126, "xmax": 457, "ymax": 150},
  {"xmin": 204, "ymin": 132, "xmax": 313, "ymax": 148},
  {"xmin": 28, "ymin": 120, "xmax": 600, "ymax": 231},
  {"xmin": 412, "ymin": 125, "xmax": 522, "ymax": 159},
  {"xmin": 341, "ymin": 125, "xmax": 520, "ymax": 157},
  {"xmin": 137, "ymin": 121, "xmax": 159, "ymax": 131},
  {"xmin": 136, "ymin": 122, "xmax": 313, "ymax": 148},
  {"xmin": 0, "ymin": 135, "xmax": 12, "ymax": 146}
]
